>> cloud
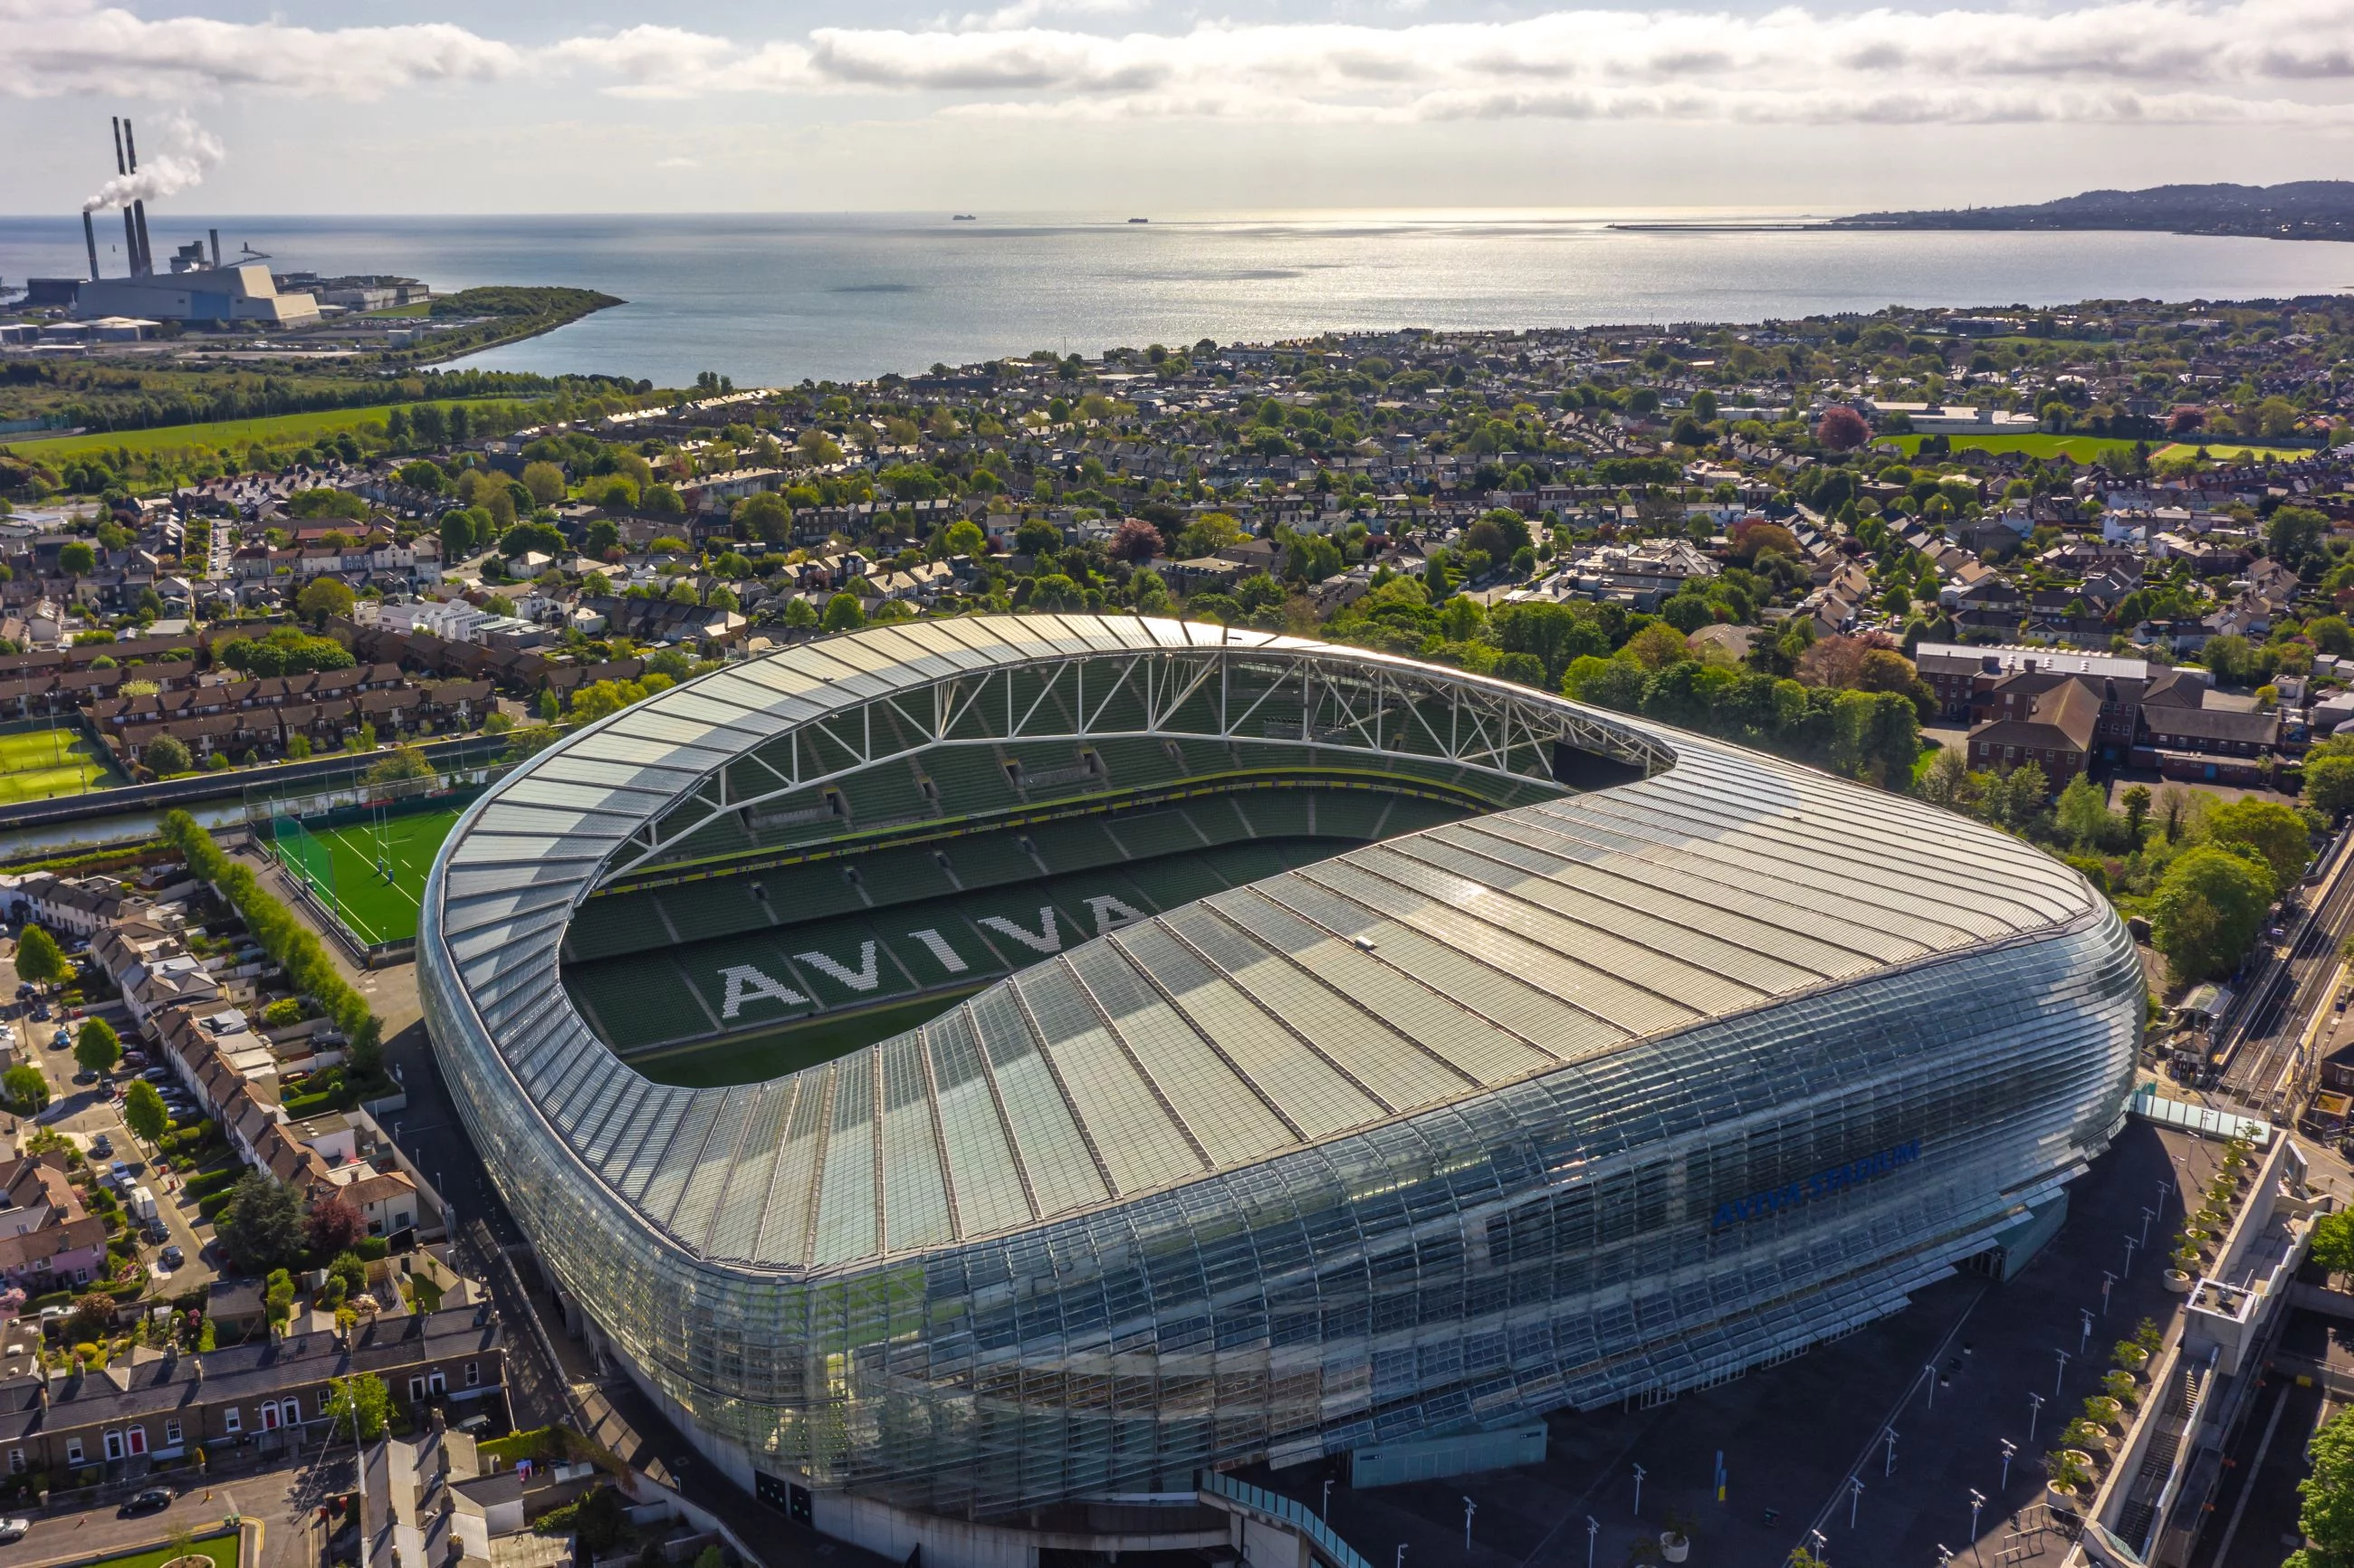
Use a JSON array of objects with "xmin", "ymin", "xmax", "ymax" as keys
[
  {"xmin": 0, "ymin": 0, "xmax": 524, "ymax": 100},
  {"xmin": 81, "ymin": 110, "xmax": 222, "ymax": 211},
  {"xmin": 7, "ymin": 0, "xmax": 2354, "ymax": 127}
]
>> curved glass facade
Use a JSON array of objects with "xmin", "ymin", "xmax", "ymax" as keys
[{"xmin": 419, "ymin": 617, "xmax": 2142, "ymax": 1520}]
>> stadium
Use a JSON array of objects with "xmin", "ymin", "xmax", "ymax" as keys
[{"xmin": 416, "ymin": 616, "xmax": 2142, "ymax": 1565}]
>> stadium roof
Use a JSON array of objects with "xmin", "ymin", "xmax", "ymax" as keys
[{"xmin": 426, "ymin": 615, "xmax": 2100, "ymax": 1275}]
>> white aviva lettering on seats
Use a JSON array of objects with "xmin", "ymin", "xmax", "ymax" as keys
[
  {"xmin": 1085, "ymin": 895, "xmax": 1146, "ymax": 932},
  {"xmin": 908, "ymin": 928, "xmax": 970, "ymax": 973},
  {"xmin": 719, "ymin": 964, "xmax": 811, "ymax": 1019},
  {"xmin": 796, "ymin": 941, "xmax": 882, "ymax": 992},
  {"xmin": 980, "ymin": 906, "xmax": 1062, "ymax": 953}
]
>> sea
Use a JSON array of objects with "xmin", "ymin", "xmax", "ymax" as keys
[{"xmin": 5, "ymin": 210, "xmax": 2354, "ymax": 387}]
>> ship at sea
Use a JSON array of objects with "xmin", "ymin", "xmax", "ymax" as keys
[{"xmin": 952, "ymin": 214, "xmax": 977, "ymax": 221}]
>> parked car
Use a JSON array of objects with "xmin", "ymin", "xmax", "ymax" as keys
[
  {"xmin": 31, "ymin": 1004, "xmax": 49, "ymax": 1021},
  {"xmin": 140, "ymin": 1066, "xmax": 169, "ymax": 1082},
  {"xmin": 71, "ymin": 1070, "xmax": 97, "ymax": 1086},
  {"xmin": 13, "ymin": 980, "xmax": 33, "ymax": 999},
  {"xmin": 109, "ymin": 1161, "xmax": 133, "ymax": 1187},
  {"xmin": 0, "ymin": 1517, "xmax": 28, "ymax": 1544},
  {"xmin": 50, "ymin": 1028, "xmax": 69, "ymax": 1049},
  {"xmin": 159, "ymin": 1243, "xmax": 184, "ymax": 1269},
  {"xmin": 90, "ymin": 1133, "xmax": 112, "ymax": 1158},
  {"xmin": 120, "ymin": 1487, "xmax": 172, "ymax": 1516},
  {"xmin": 145, "ymin": 1220, "xmax": 169, "ymax": 1244}
]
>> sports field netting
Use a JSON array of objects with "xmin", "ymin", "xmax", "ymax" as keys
[{"xmin": 271, "ymin": 805, "xmax": 464, "ymax": 948}]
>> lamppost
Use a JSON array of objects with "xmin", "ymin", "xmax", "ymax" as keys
[
  {"xmin": 2101, "ymin": 1271, "xmax": 2115, "ymax": 1315},
  {"xmin": 2123, "ymin": 1235, "xmax": 2139, "ymax": 1278},
  {"xmin": 2053, "ymin": 1348, "xmax": 2071, "ymax": 1396},
  {"xmin": 1883, "ymin": 1427, "xmax": 1899, "ymax": 1478},
  {"xmin": 1397, "ymin": 1544, "xmax": 1408, "ymax": 1568},
  {"xmin": 2080, "ymin": 1309, "xmax": 2095, "ymax": 1354},
  {"xmin": 1925, "ymin": 1362, "xmax": 1939, "ymax": 1411},
  {"xmin": 1584, "ymin": 1518, "xmax": 1598, "ymax": 1568},
  {"xmin": 1462, "ymin": 1497, "xmax": 1476, "ymax": 1552},
  {"xmin": 1322, "ymin": 1479, "xmax": 1333, "ymax": 1520},
  {"xmin": 2139, "ymin": 1206, "xmax": 2157, "ymax": 1248},
  {"xmin": 1849, "ymin": 1477, "xmax": 1865, "ymax": 1529},
  {"xmin": 2027, "ymin": 1392, "xmax": 2043, "ymax": 1443},
  {"xmin": 1967, "ymin": 1489, "xmax": 1986, "ymax": 1565},
  {"xmin": 1999, "ymin": 1440, "xmax": 2016, "ymax": 1491},
  {"xmin": 1632, "ymin": 1463, "xmax": 1646, "ymax": 1517},
  {"xmin": 1808, "ymin": 1527, "xmax": 1829, "ymax": 1566}
]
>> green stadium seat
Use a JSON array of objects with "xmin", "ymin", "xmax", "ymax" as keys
[
  {"xmin": 1083, "ymin": 683, "xmax": 1152, "ymax": 734},
  {"xmin": 921, "ymin": 745, "xmax": 1023, "ymax": 815},
  {"xmin": 655, "ymin": 881, "xmax": 780, "ymax": 945},
  {"xmin": 1117, "ymin": 853, "xmax": 1235, "ymax": 910},
  {"xmin": 1245, "ymin": 791, "xmax": 1314, "ymax": 838},
  {"xmin": 1021, "ymin": 819, "xmax": 1125, "ymax": 875},
  {"xmin": 1099, "ymin": 809, "xmax": 1201, "ymax": 860},
  {"xmin": 873, "ymin": 917, "xmax": 1008, "ymax": 991},
  {"xmin": 565, "ymin": 954, "xmax": 718, "ymax": 1051},
  {"xmin": 848, "ymin": 846, "xmax": 960, "ymax": 907},
  {"xmin": 1088, "ymin": 737, "xmax": 1182, "ymax": 789},
  {"xmin": 837, "ymin": 760, "xmax": 933, "ymax": 826},
  {"xmin": 938, "ymin": 832, "xmax": 1042, "ymax": 890}
]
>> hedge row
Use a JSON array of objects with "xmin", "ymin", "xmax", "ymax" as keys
[{"xmin": 159, "ymin": 810, "xmax": 380, "ymax": 1059}]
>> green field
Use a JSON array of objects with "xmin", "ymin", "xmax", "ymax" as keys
[
  {"xmin": 3, "ymin": 398, "xmax": 507, "ymax": 462},
  {"xmin": 2152, "ymin": 440, "xmax": 2316, "ymax": 462},
  {"xmin": 272, "ymin": 806, "xmax": 464, "ymax": 946},
  {"xmin": 1890, "ymin": 432, "xmax": 2144, "ymax": 461},
  {"xmin": 0, "ymin": 726, "xmax": 117, "ymax": 803},
  {"xmin": 69, "ymin": 1533, "xmax": 239, "ymax": 1568}
]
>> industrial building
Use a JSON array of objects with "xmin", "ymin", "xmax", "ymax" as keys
[
  {"xmin": 417, "ymin": 617, "xmax": 2141, "ymax": 1568},
  {"xmin": 26, "ymin": 117, "xmax": 320, "ymax": 328}
]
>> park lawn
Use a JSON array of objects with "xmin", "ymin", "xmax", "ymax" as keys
[
  {"xmin": 0, "ymin": 727, "xmax": 116, "ymax": 803},
  {"xmin": 4, "ymin": 398, "xmax": 507, "ymax": 463},
  {"xmin": 2152, "ymin": 440, "xmax": 2315, "ymax": 462},
  {"xmin": 73, "ymin": 1532, "xmax": 239, "ymax": 1568},
  {"xmin": 273, "ymin": 807, "xmax": 463, "ymax": 947},
  {"xmin": 1890, "ymin": 432, "xmax": 2144, "ymax": 462}
]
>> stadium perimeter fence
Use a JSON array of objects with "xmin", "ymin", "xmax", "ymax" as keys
[{"xmin": 246, "ymin": 756, "xmax": 518, "ymax": 966}]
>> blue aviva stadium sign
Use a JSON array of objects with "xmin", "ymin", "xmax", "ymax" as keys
[{"xmin": 1711, "ymin": 1140, "xmax": 1923, "ymax": 1231}]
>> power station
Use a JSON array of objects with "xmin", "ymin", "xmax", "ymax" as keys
[{"xmin": 33, "ymin": 116, "xmax": 320, "ymax": 327}]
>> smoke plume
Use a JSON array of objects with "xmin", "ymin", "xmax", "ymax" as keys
[{"xmin": 81, "ymin": 112, "xmax": 222, "ymax": 213}]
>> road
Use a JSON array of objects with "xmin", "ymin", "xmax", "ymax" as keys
[
  {"xmin": 2217, "ymin": 825, "xmax": 2354, "ymax": 1116},
  {"xmin": 0, "ymin": 1454, "xmax": 352, "ymax": 1568}
]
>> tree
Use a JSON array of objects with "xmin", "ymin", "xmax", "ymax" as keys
[
  {"xmin": 2121, "ymin": 783, "xmax": 2153, "ymax": 846},
  {"xmin": 2312, "ymin": 1209, "xmax": 2354, "ymax": 1281},
  {"xmin": 74, "ymin": 1016, "xmax": 120, "ymax": 1076},
  {"xmin": 520, "ymin": 461, "xmax": 569, "ymax": 504},
  {"xmin": 2268, "ymin": 504, "xmax": 2330, "ymax": 570},
  {"xmin": 1815, "ymin": 406, "xmax": 1871, "ymax": 451},
  {"xmin": 57, "ymin": 540, "xmax": 96, "ymax": 578},
  {"xmin": 328, "ymin": 1372, "xmax": 391, "ymax": 1442},
  {"xmin": 141, "ymin": 735, "xmax": 192, "ymax": 777},
  {"xmin": 297, "ymin": 578, "xmax": 356, "ymax": 626},
  {"xmin": 123, "ymin": 1078, "xmax": 167, "ymax": 1142},
  {"xmin": 2292, "ymin": 1404, "xmax": 2354, "ymax": 1568},
  {"xmin": 2149, "ymin": 846, "xmax": 2275, "ymax": 983},
  {"xmin": 2312, "ymin": 752, "xmax": 2354, "ymax": 817},
  {"xmin": 2206, "ymin": 797, "xmax": 2311, "ymax": 890},
  {"xmin": 220, "ymin": 1172, "xmax": 309, "ymax": 1274},
  {"xmin": 2055, "ymin": 775, "xmax": 2112, "ymax": 849},
  {"xmin": 362, "ymin": 745, "xmax": 436, "ymax": 785},
  {"xmin": 734, "ymin": 492, "xmax": 792, "ymax": 546},
  {"xmin": 822, "ymin": 592, "xmax": 866, "ymax": 633},
  {"xmin": 2, "ymin": 1063, "xmax": 49, "ymax": 1113},
  {"xmin": 439, "ymin": 510, "xmax": 479, "ymax": 560},
  {"xmin": 307, "ymin": 1191, "xmax": 367, "ymax": 1257},
  {"xmin": 1110, "ymin": 518, "xmax": 1163, "ymax": 563},
  {"xmin": 14, "ymin": 923, "xmax": 67, "ymax": 986}
]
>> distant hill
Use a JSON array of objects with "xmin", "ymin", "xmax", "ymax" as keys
[{"xmin": 1833, "ymin": 181, "xmax": 2354, "ymax": 242}]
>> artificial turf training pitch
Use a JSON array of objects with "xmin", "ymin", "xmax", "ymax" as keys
[{"xmin": 271, "ymin": 806, "xmax": 464, "ymax": 947}]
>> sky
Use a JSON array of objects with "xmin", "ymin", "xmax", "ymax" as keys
[{"xmin": 5, "ymin": 0, "xmax": 2353, "ymax": 215}]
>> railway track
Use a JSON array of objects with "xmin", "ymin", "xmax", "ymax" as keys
[{"xmin": 2216, "ymin": 826, "xmax": 2354, "ymax": 1116}]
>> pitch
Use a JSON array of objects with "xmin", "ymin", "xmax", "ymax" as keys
[{"xmin": 272, "ymin": 805, "xmax": 464, "ymax": 947}]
